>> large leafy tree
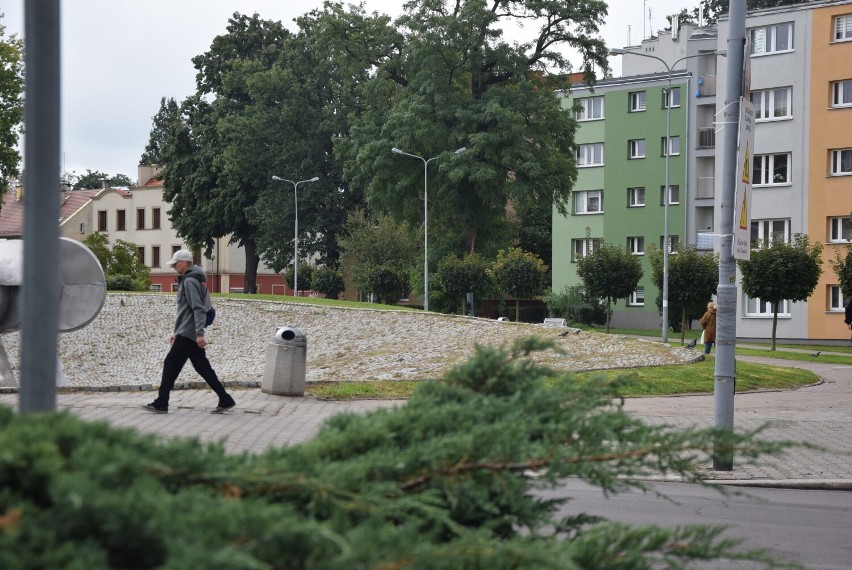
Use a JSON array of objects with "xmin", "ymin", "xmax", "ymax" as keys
[
  {"xmin": 333, "ymin": 0, "xmax": 609, "ymax": 257},
  {"xmin": 0, "ymin": 12, "xmax": 23, "ymax": 192},
  {"xmin": 69, "ymin": 169, "xmax": 133, "ymax": 190},
  {"xmin": 139, "ymin": 97, "xmax": 179, "ymax": 166},
  {"xmin": 831, "ymin": 245, "xmax": 852, "ymax": 300},
  {"xmin": 666, "ymin": 0, "xmax": 812, "ymax": 28},
  {"xmin": 648, "ymin": 245, "xmax": 719, "ymax": 340},
  {"xmin": 576, "ymin": 241, "xmax": 643, "ymax": 333},
  {"xmin": 738, "ymin": 234, "xmax": 823, "ymax": 350}
]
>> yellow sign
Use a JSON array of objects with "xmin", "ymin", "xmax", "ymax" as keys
[
  {"xmin": 741, "ymin": 144, "xmax": 750, "ymax": 183},
  {"xmin": 739, "ymin": 190, "xmax": 748, "ymax": 230}
]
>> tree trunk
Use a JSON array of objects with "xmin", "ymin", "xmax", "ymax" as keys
[
  {"xmin": 464, "ymin": 226, "xmax": 478, "ymax": 254},
  {"xmin": 680, "ymin": 307, "xmax": 687, "ymax": 344},
  {"xmin": 771, "ymin": 301, "xmax": 779, "ymax": 351},
  {"xmin": 514, "ymin": 299, "xmax": 520, "ymax": 322},
  {"xmin": 605, "ymin": 298, "xmax": 612, "ymax": 333},
  {"xmin": 243, "ymin": 237, "xmax": 260, "ymax": 294}
]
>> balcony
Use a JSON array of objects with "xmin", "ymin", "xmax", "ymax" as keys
[
  {"xmin": 697, "ymin": 74, "xmax": 716, "ymax": 97},
  {"xmin": 697, "ymin": 128, "xmax": 715, "ymax": 149},
  {"xmin": 696, "ymin": 177, "xmax": 715, "ymax": 199},
  {"xmin": 696, "ymin": 231, "xmax": 715, "ymax": 251}
]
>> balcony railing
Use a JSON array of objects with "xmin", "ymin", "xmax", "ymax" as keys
[
  {"xmin": 696, "ymin": 231, "xmax": 715, "ymax": 251},
  {"xmin": 697, "ymin": 74, "xmax": 716, "ymax": 97},
  {"xmin": 696, "ymin": 177, "xmax": 715, "ymax": 199},
  {"xmin": 697, "ymin": 128, "xmax": 715, "ymax": 149}
]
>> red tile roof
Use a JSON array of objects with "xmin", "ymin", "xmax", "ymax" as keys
[{"xmin": 0, "ymin": 188, "xmax": 101, "ymax": 237}]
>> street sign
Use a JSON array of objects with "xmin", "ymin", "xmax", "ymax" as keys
[{"xmin": 733, "ymin": 97, "xmax": 755, "ymax": 260}]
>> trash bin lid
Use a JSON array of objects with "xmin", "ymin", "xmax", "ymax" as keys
[{"xmin": 273, "ymin": 325, "xmax": 306, "ymax": 346}]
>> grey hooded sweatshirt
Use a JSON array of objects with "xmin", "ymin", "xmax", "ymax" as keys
[{"xmin": 175, "ymin": 265, "xmax": 209, "ymax": 339}]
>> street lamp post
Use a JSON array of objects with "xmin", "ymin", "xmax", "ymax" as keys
[
  {"xmin": 610, "ymin": 48, "xmax": 725, "ymax": 344},
  {"xmin": 271, "ymin": 175, "xmax": 320, "ymax": 296},
  {"xmin": 391, "ymin": 146, "xmax": 466, "ymax": 311}
]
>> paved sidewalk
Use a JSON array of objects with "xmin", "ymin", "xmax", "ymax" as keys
[{"xmin": 1, "ymin": 356, "xmax": 850, "ymax": 489}]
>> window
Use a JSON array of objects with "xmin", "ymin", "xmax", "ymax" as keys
[
  {"xmin": 79, "ymin": 222, "xmax": 85, "ymax": 234},
  {"xmin": 576, "ymin": 143, "xmax": 604, "ymax": 167},
  {"xmin": 745, "ymin": 296, "xmax": 790, "ymax": 317},
  {"xmin": 628, "ymin": 236, "xmax": 645, "ymax": 255},
  {"xmin": 97, "ymin": 210, "xmax": 107, "ymax": 231},
  {"xmin": 835, "ymin": 14, "xmax": 852, "ymax": 41},
  {"xmin": 660, "ymin": 235, "xmax": 680, "ymax": 254},
  {"xmin": 571, "ymin": 238, "xmax": 602, "ymax": 261},
  {"xmin": 830, "ymin": 149, "xmax": 852, "ymax": 176},
  {"xmin": 150, "ymin": 284, "xmax": 162, "ymax": 292},
  {"xmin": 750, "ymin": 23, "xmax": 793, "ymax": 55},
  {"xmin": 137, "ymin": 247, "xmax": 145, "ymax": 265},
  {"xmin": 629, "ymin": 91, "xmax": 646, "ymax": 112},
  {"xmin": 663, "ymin": 87, "xmax": 681, "ymax": 108},
  {"xmin": 829, "ymin": 285, "xmax": 846, "ymax": 311},
  {"xmin": 628, "ymin": 139, "xmax": 646, "ymax": 159},
  {"xmin": 136, "ymin": 208, "xmax": 145, "ymax": 230},
  {"xmin": 629, "ymin": 287, "xmax": 645, "ymax": 306},
  {"xmin": 661, "ymin": 135, "xmax": 680, "ymax": 156},
  {"xmin": 830, "ymin": 217, "xmax": 852, "ymax": 242},
  {"xmin": 172, "ymin": 245, "xmax": 182, "ymax": 256},
  {"xmin": 753, "ymin": 153, "xmax": 790, "ymax": 185},
  {"xmin": 834, "ymin": 81, "xmax": 852, "ymax": 108},
  {"xmin": 152, "ymin": 207, "xmax": 161, "ymax": 229},
  {"xmin": 751, "ymin": 219, "xmax": 790, "ymax": 247},
  {"xmin": 574, "ymin": 190, "xmax": 603, "ymax": 214},
  {"xmin": 661, "ymin": 185, "xmax": 680, "ymax": 205},
  {"xmin": 117, "ymin": 210, "xmax": 126, "ymax": 231},
  {"xmin": 751, "ymin": 87, "xmax": 792, "ymax": 120},
  {"xmin": 628, "ymin": 187, "xmax": 645, "ymax": 207},
  {"xmin": 575, "ymin": 96, "xmax": 604, "ymax": 120},
  {"xmin": 152, "ymin": 246, "xmax": 161, "ymax": 268}
]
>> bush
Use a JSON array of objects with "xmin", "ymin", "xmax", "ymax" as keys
[
  {"xmin": 284, "ymin": 262, "xmax": 314, "ymax": 292},
  {"xmin": 0, "ymin": 341, "xmax": 791, "ymax": 569},
  {"xmin": 105, "ymin": 274, "xmax": 135, "ymax": 291},
  {"xmin": 311, "ymin": 266, "xmax": 344, "ymax": 299},
  {"xmin": 544, "ymin": 285, "xmax": 606, "ymax": 326}
]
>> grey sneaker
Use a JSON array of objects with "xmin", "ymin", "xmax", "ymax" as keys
[
  {"xmin": 210, "ymin": 404, "xmax": 236, "ymax": 414},
  {"xmin": 142, "ymin": 403, "xmax": 168, "ymax": 414}
]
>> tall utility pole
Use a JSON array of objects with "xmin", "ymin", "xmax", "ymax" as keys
[{"xmin": 713, "ymin": 0, "xmax": 746, "ymax": 471}]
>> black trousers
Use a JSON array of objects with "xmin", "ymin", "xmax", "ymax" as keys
[{"xmin": 153, "ymin": 335, "xmax": 234, "ymax": 409}]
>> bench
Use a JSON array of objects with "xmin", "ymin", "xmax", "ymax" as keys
[{"xmin": 543, "ymin": 318, "xmax": 567, "ymax": 327}]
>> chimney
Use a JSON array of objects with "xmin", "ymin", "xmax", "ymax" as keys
[{"xmin": 101, "ymin": 179, "xmax": 111, "ymax": 190}]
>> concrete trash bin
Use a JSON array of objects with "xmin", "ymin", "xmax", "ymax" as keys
[{"xmin": 261, "ymin": 326, "xmax": 307, "ymax": 396}]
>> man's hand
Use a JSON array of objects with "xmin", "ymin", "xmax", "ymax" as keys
[
  {"xmin": 196, "ymin": 336, "xmax": 207, "ymax": 348},
  {"xmin": 169, "ymin": 335, "xmax": 175, "ymax": 344}
]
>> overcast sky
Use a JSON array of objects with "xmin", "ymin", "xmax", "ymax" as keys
[{"xmin": 2, "ymin": 0, "xmax": 693, "ymax": 182}]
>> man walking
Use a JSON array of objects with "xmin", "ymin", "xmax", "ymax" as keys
[{"xmin": 143, "ymin": 250, "xmax": 236, "ymax": 414}]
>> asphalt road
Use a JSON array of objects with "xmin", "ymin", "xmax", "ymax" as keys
[{"xmin": 542, "ymin": 480, "xmax": 852, "ymax": 569}]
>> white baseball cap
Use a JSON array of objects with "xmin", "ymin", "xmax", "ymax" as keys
[{"xmin": 167, "ymin": 249, "xmax": 193, "ymax": 266}]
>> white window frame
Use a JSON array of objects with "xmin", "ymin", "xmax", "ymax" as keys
[
  {"xmin": 576, "ymin": 143, "xmax": 604, "ymax": 167},
  {"xmin": 830, "ymin": 217, "xmax": 852, "ymax": 242},
  {"xmin": 575, "ymin": 96, "xmax": 604, "ymax": 121},
  {"xmin": 661, "ymin": 185, "xmax": 680, "ymax": 206},
  {"xmin": 571, "ymin": 238, "xmax": 602, "ymax": 262},
  {"xmin": 834, "ymin": 14, "xmax": 852, "ymax": 41},
  {"xmin": 750, "ymin": 23, "xmax": 794, "ymax": 56},
  {"xmin": 751, "ymin": 87, "xmax": 792, "ymax": 121},
  {"xmin": 661, "ymin": 135, "xmax": 680, "ymax": 156},
  {"xmin": 832, "ymin": 80, "xmax": 852, "ymax": 108},
  {"xmin": 745, "ymin": 296, "xmax": 790, "ymax": 317},
  {"xmin": 831, "ymin": 149, "xmax": 852, "ymax": 176},
  {"xmin": 629, "ymin": 287, "xmax": 645, "ymax": 306},
  {"xmin": 628, "ymin": 139, "xmax": 646, "ymax": 159},
  {"xmin": 751, "ymin": 218, "xmax": 790, "ymax": 248},
  {"xmin": 628, "ymin": 187, "xmax": 645, "ymax": 207},
  {"xmin": 628, "ymin": 236, "xmax": 645, "ymax": 255},
  {"xmin": 663, "ymin": 87, "xmax": 681, "ymax": 109},
  {"xmin": 629, "ymin": 91, "xmax": 646, "ymax": 112},
  {"xmin": 829, "ymin": 285, "xmax": 847, "ymax": 311},
  {"xmin": 574, "ymin": 190, "xmax": 603, "ymax": 214},
  {"xmin": 753, "ymin": 153, "xmax": 791, "ymax": 186}
]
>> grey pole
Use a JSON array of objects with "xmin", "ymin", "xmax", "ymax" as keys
[
  {"xmin": 392, "ymin": 147, "xmax": 467, "ymax": 312},
  {"xmin": 272, "ymin": 176, "xmax": 319, "ymax": 297},
  {"xmin": 713, "ymin": 0, "xmax": 746, "ymax": 471},
  {"xmin": 20, "ymin": 0, "xmax": 61, "ymax": 413}
]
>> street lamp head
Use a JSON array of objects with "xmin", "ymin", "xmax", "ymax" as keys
[
  {"xmin": 271, "ymin": 175, "xmax": 283, "ymax": 181},
  {"xmin": 391, "ymin": 147, "xmax": 404, "ymax": 154},
  {"xmin": 609, "ymin": 48, "xmax": 627, "ymax": 55},
  {"xmin": 308, "ymin": 176, "xmax": 319, "ymax": 182},
  {"xmin": 454, "ymin": 147, "xmax": 467, "ymax": 154}
]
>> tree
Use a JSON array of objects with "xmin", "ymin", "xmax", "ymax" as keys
[
  {"xmin": 0, "ymin": 342, "xmax": 794, "ymax": 568},
  {"xmin": 139, "ymin": 97, "xmax": 179, "ymax": 166},
  {"xmin": 283, "ymin": 262, "xmax": 314, "ymax": 294},
  {"xmin": 648, "ymin": 245, "xmax": 719, "ymax": 340},
  {"xmin": 738, "ymin": 234, "xmax": 823, "ymax": 350},
  {"xmin": 830, "ymin": 245, "xmax": 852, "ymax": 300},
  {"xmin": 436, "ymin": 252, "xmax": 495, "ymax": 315},
  {"xmin": 70, "ymin": 170, "xmax": 133, "ymax": 190},
  {"xmin": 332, "ymin": 1, "xmax": 609, "ymax": 257},
  {"xmin": 576, "ymin": 241, "xmax": 643, "ymax": 333},
  {"xmin": 0, "ymin": 13, "xmax": 23, "ymax": 192},
  {"xmin": 83, "ymin": 233, "xmax": 150, "ymax": 291},
  {"xmin": 338, "ymin": 209, "xmax": 418, "ymax": 305},
  {"xmin": 493, "ymin": 248, "xmax": 548, "ymax": 322},
  {"xmin": 664, "ymin": 0, "xmax": 811, "ymax": 28},
  {"xmin": 544, "ymin": 285, "xmax": 606, "ymax": 326},
  {"xmin": 311, "ymin": 265, "xmax": 345, "ymax": 300}
]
